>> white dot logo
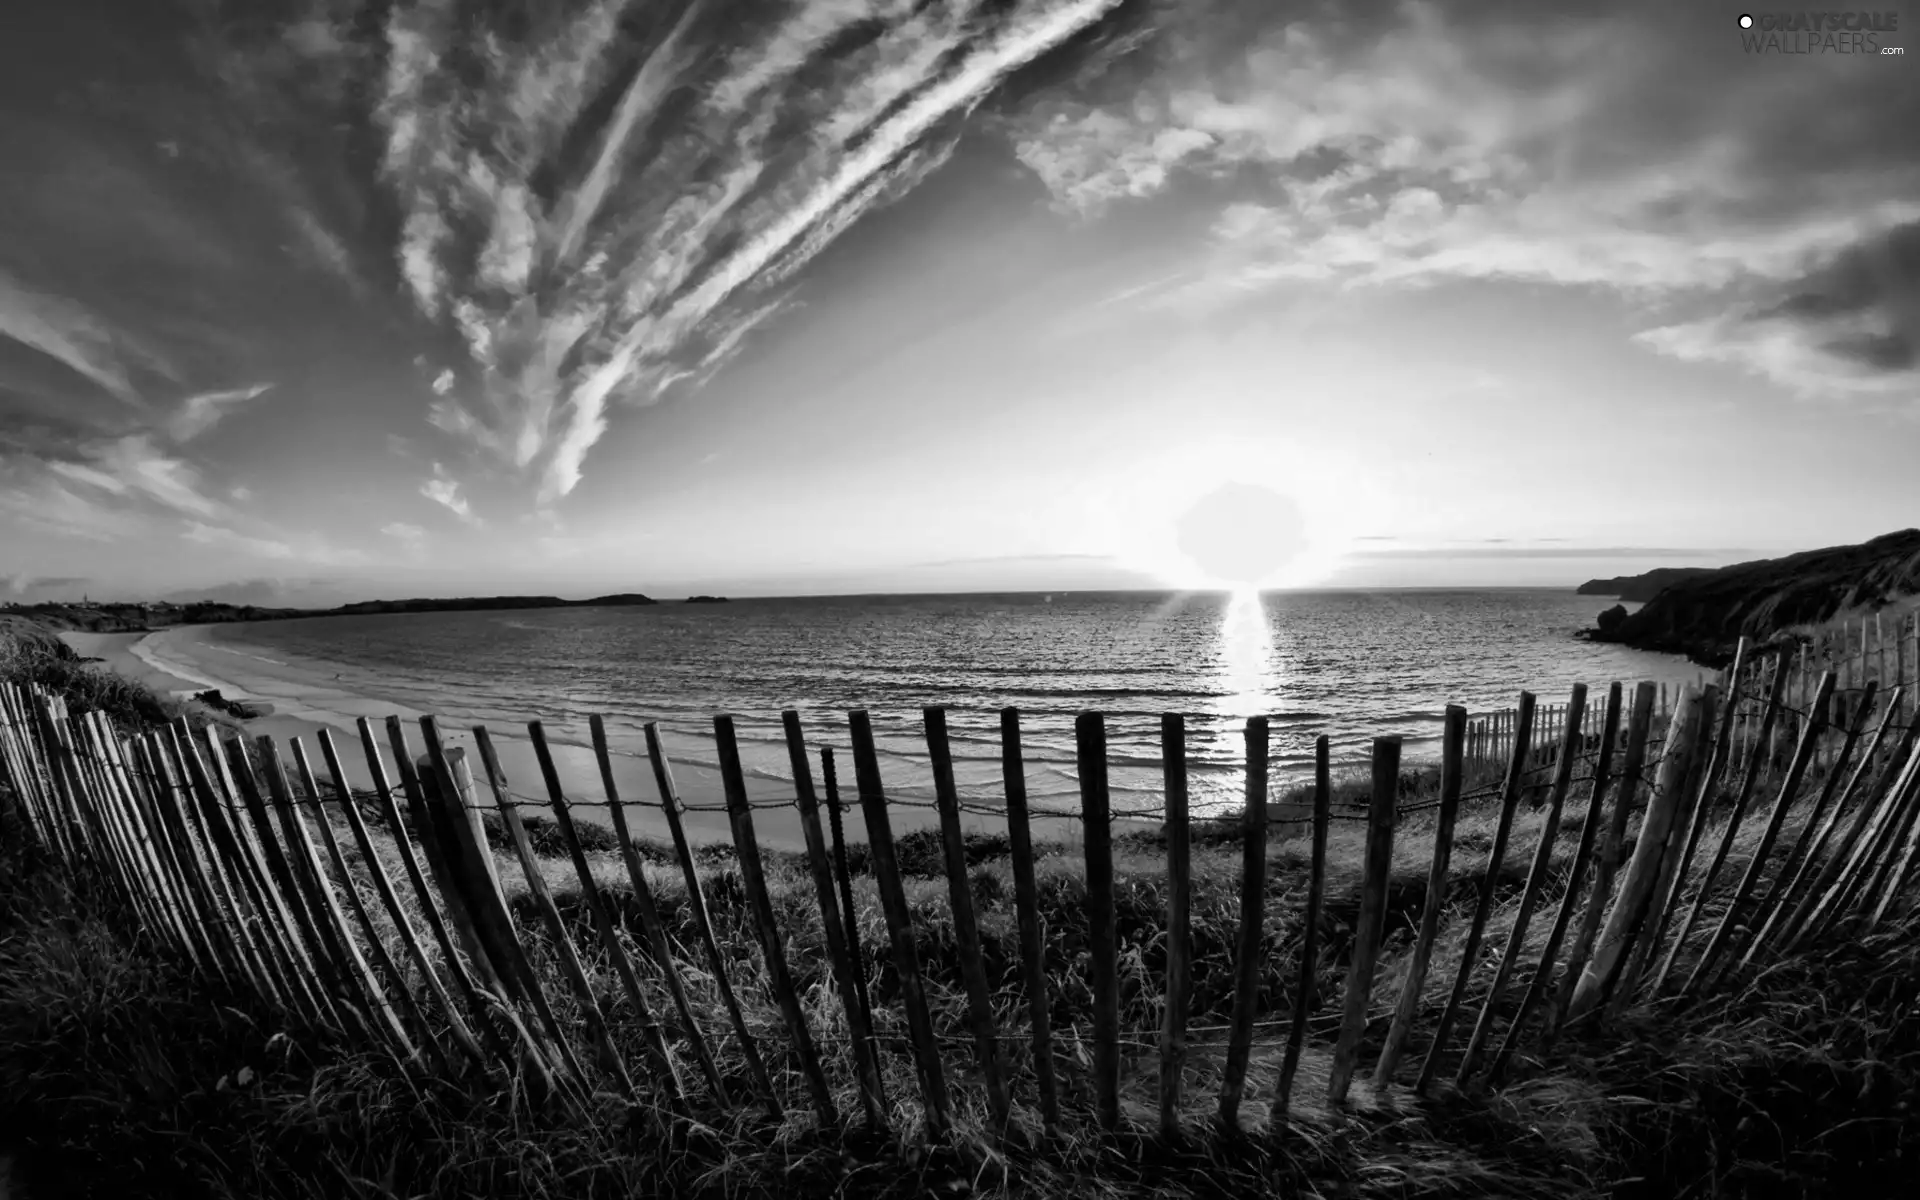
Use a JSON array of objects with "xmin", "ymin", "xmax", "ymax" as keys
[{"xmin": 1739, "ymin": 13, "xmax": 1754, "ymax": 28}]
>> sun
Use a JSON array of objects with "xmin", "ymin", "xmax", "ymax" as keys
[{"xmin": 1069, "ymin": 436, "xmax": 1389, "ymax": 593}]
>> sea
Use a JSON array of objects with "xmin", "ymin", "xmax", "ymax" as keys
[{"xmin": 181, "ymin": 590, "xmax": 1703, "ymax": 819}]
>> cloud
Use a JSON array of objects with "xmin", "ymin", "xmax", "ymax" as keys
[
  {"xmin": 1348, "ymin": 545, "xmax": 1747, "ymax": 561},
  {"xmin": 382, "ymin": 521, "xmax": 425, "ymax": 544},
  {"xmin": 166, "ymin": 383, "xmax": 274, "ymax": 442},
  {"xmin": 420, "ymin": 461, "xmax": 479, "ymax": 525},
  {"xmin": 0, "ymin": 269, "xmax": 160, "ymax": 406},
  {"xmin": 1010, "ymin": 0, "xmax": 1920, "ymax": 398},
  {"xmin": 1636, "ymin": 221, "xmax": 1920, "ymax": 401},
  {"xmin": 2, "ymin": 574, "xmax": 88, "ymax": 597},
  {"xmin": 47, "ymin": 435, "xmax": 226, "ymax": 519},
  {"xmin": 214, "ymin": 0, "xmax": 1128, "ymax": 509},
  {"xmin": 182, "ymin": 521, "xmax": 295, "ymax": 560}
]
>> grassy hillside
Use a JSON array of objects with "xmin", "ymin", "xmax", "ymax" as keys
[
  {"xmin": 4, "ymin": 665, "xmax": 1919, "ymax": 1196},
  {"xmin": 1584, "ymin": 529, "xmax": 1920, "ymax": 665}
]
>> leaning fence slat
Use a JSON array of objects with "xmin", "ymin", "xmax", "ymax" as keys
[
  {"xmin": 1219, "ymin": 716, "xmax": 1269, "ymax": 1129},
  {"xmin": 1565, "ymin": 685, "xmax": 1707, "ymax": 1023},
  {"xmin": 520, "ymin": 722, "xmax": 681, "ymax": 1103},
  {"xmin": 388, "ymin": 721, "xmax": 512, "ymax": 999},
  {"xmin": 70, "ymin": 716, "xmax": 160, "ymax": 936},
  {"xmin": 819, "ymin": 747, "xmax": 875, "ymax": 1061},
  {"xmin": 350, "ymin": 719, "xmax": 507, "ymax": 1068},
  {"xmin": 849, "ymin": 709, "xmax": 950, "ymax": 1136},
  {"xmin": 1374, "ymin": 708, "xmax": 1465, "ymax": 1088},
  {"xmin": 1159, "ymin": 713, "xmax": 1192, "ymax": 1138},
  {"xmin": 215, "ymin": 730, "xmax": 346, "ymax": 1030},
  {"xmin": 1864, "ymin": 755, "xmax": 1920, "ymax": 931},
  {"xmin": 1760, "ymin": 690, "xmax": 1906, "ymax": 951},
  {"xmin": 416, "ymin": 723, "xmax": 584, "ymax": 1101},
  {"xmin": 1658, "ymin": 648, "xmax": 1789, "ymax": 990},
  {"xmin": 782, "ymin": 712, "xmax": 887, "ymax": 1128},
  {"xmin": 1000, "ymin": 707, "xmax": 1061, "ymax": 1132},
  {"xmin": 1416, "ymin": 692, "xmax": 1537, "ymax": 1093},
  {"xmin": 1737, "ymin": 684, "xmax": 1880, "ymax": 971},
  {"xmin": 1492, "ymin": 681, "xmax": 1624, "ymax": 1081},
  {"xmin": 589, "ymin": 716, "xmax": 729, "ymax": 1104},
  {"xmin": 119, "ymin": 722, "xmax": 230, "ymax": 986},
  {"xmin": 290, "ymin": 737, "xmax": 447, "ymax": 1076},
  {"xmin": 1274, "ymin": 737, "xmax": 1331, "ymax": 1122},
  {"xmin": 713, "ymin": 716, "xmax": 837, "ymax": 1124},
  {"xmin": 643, "ymin": 722, "xmax": 780, "ymax": 1117},
  {"xmin": 82, "ymin": 715, "xmax": 195, "ymax": 965},
  {"xmin": 318, "ymin": 730, "xmax": 490, "ymax": 1074},
  {"xmin": 1457, "ymin": 686, "xmax": 1589, "ymax": 1087},
  {"xmin": 154, "ymin": 729, "xmax": 290, "ymax": 1014},
  {"xmin": 1824, "ymin": 738, "xmax": 1920, "ymax": 938},
  {"xmin": 1609, "ymin": 685, "xmax": 1719, "ymax": 1015},
  {"xmin": 114, "ymin": 726, "xmax": 230, "ymax": 988},
  {"xmin": 473, "ymin": 728, "xmax": 638, "ymax": 1101},
  {"xmin": 1780, "ymin": 707, "xmax": 1920, "ymax": 949},
  {"xmin": 243, "ymin": 736, "xmax": 366, "ymax": 1032},
  {"xmin": 1078, "ymin": 712, "xmax": 1123, "ymax": 1132},
  {"xmin": 923, "ymin": 707, "xmax": 1011, "ymax": 1131},
  {"xmin": 175, "ymin": 722, "xmax": 326, "ymax": 1028},
  {"xmin": 254, "ymin": 737, "xmax": 392, "ymax": 1045},
  {"xmin": 1854, "ymin": 740, "xmax": 1920, "ymax": 921},
  {"xmin": 1329, "ymin": 736, "xmax": 1399, "ymax": 1105},
  {"xmin": 1680, "ymin": 673, "xmax": 1837, "ymax": 996},
  {"xmin": 263, "ymin": 737, "xmax": 421, "ymax": 1073}
]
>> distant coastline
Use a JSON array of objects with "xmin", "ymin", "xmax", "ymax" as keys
[{"xmin": 4, "ymin": 592, "xmax": 666, "ymax": 635}]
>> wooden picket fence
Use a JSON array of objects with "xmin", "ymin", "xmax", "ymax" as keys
[{"xmin": 4, "ymin": 635, "xmax": 1920, "ymax": 1142}]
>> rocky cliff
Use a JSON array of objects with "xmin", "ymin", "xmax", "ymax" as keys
[{"xmin": 1581, "ymin": 529, "xmax": 1920, "ymax": 666}]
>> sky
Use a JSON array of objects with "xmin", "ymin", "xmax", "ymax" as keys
[{"xmin": 1, "ymin": 0, "xmax": 1916, "ymax": 606}]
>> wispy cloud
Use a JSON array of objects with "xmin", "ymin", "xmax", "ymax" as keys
[
  {"xmin": 0, "ymin": 269, "xmax": 161, "ymax": 407},
  {"xmin": 47, "ymin": 435, "xmax": 226, "ymax": 519},
  {"xmin": 1012, "ymin": 0, "xmax": 1920, "ymax": 401},
  {"xmin": 220, "ymin": 0, "xmax": 1129, "ymax": 509},
  {"xmin": 166, "ymin": 383, "xmax": 274, "ymax": 442},
  {"xmin": 420, "ymin": 461, "xmax": 479, "ymax": 525}
]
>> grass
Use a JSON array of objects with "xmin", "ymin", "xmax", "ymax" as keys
[
  {"xmin": 0, "ymin": 619, "xmax": 238, "ymax": 737},
  {"xmin": 3, "ymin": 661, "xmax": 1919, "ymax": 1197}
]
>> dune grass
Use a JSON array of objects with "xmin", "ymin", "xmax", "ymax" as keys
[
  {"xmin": 4, "ymin": 720, "xmax": 1919, "ymax": 1198},
  {"xmin": 3, "ymin": 644, "xmax": 1918, "ymax": 1197}
]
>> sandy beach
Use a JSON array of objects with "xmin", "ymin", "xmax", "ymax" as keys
[{"xmin": 72, "ymin": 624, "xmax": 1119, "ymax": 854}]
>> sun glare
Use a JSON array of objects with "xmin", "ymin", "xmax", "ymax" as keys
[{"xmin": 1084, "ymin": 438, "xmax": 1388, "ymax": 594}]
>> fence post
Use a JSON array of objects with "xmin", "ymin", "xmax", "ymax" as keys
[
  {"xmin": 1374, "ymin": 708, "xmax": 1465, "ymax": 1087},
  {"xmin": 1781, "ymin": 709, "xmax": 1920, "ymax": 949},
  {"xmin": 849, "ymin": 710, "xmax": 951, "ymax": 1136},
  {"xmin": 415, "ymin": 724, "xmax": 585, "ymax": 1102},
  {"xmin": 1415, "ymin": 692, "xmax": 1536, "ymax": 1094},
  {"xmin": 1274, "ymin": 736, "xmax": 1330, "ymax": 1125},
  {"xmin": 924, "ymin": 707, "xmax": 1011, "ymax": 1133},
  {"xmin": 1329, "ymin": 736, "xmax": 1399, "ymax": 1105},
  {"xmin": 1000, "ymin": 708, "xmax": 1061, "ymax": 1133},
  {"xmin": 1565, "ymin": 685, "xmax": 1707, "ymax": 1023},
  {"xmin": 1493, "ymin": 680, "xmax": 1625, "ymax": 1081},
  {"xmin": 1078, "ymin": 712, "xmax": 1122, "ymax": 1133},
  {"xmin": 1738, "ymin": 683, "xmax": 1882, "ymax": 970},
  {"xmin": 783, "ymin": 715, "xmax": 887, "ymax": 1128},
  {"xmin": 643, "ymin": 722, "xmax": 781, "ymax": 1117},
  {"xmin": 1610, "ymin": 685, "xmax": 1719, "ymax": 1014},
  {"xmin": 1219, "ymin": 716, "xmax": 1269, "ymax": 1131},
  {"xmin": 1457, "ymin": 685, "xmax": 1589, "ymax": 1088},
  {"xmin": 714, "ymin": 716, "xmax": 837, "ymax": 1125},
  {"xmin": 1159, "ymin": 713, "xmax": 1192, "ymax": 1140}
]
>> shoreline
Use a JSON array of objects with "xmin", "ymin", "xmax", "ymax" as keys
[{"xmin": 82, "ymin": 624, "xmax": 1124, "ymax": 853}]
